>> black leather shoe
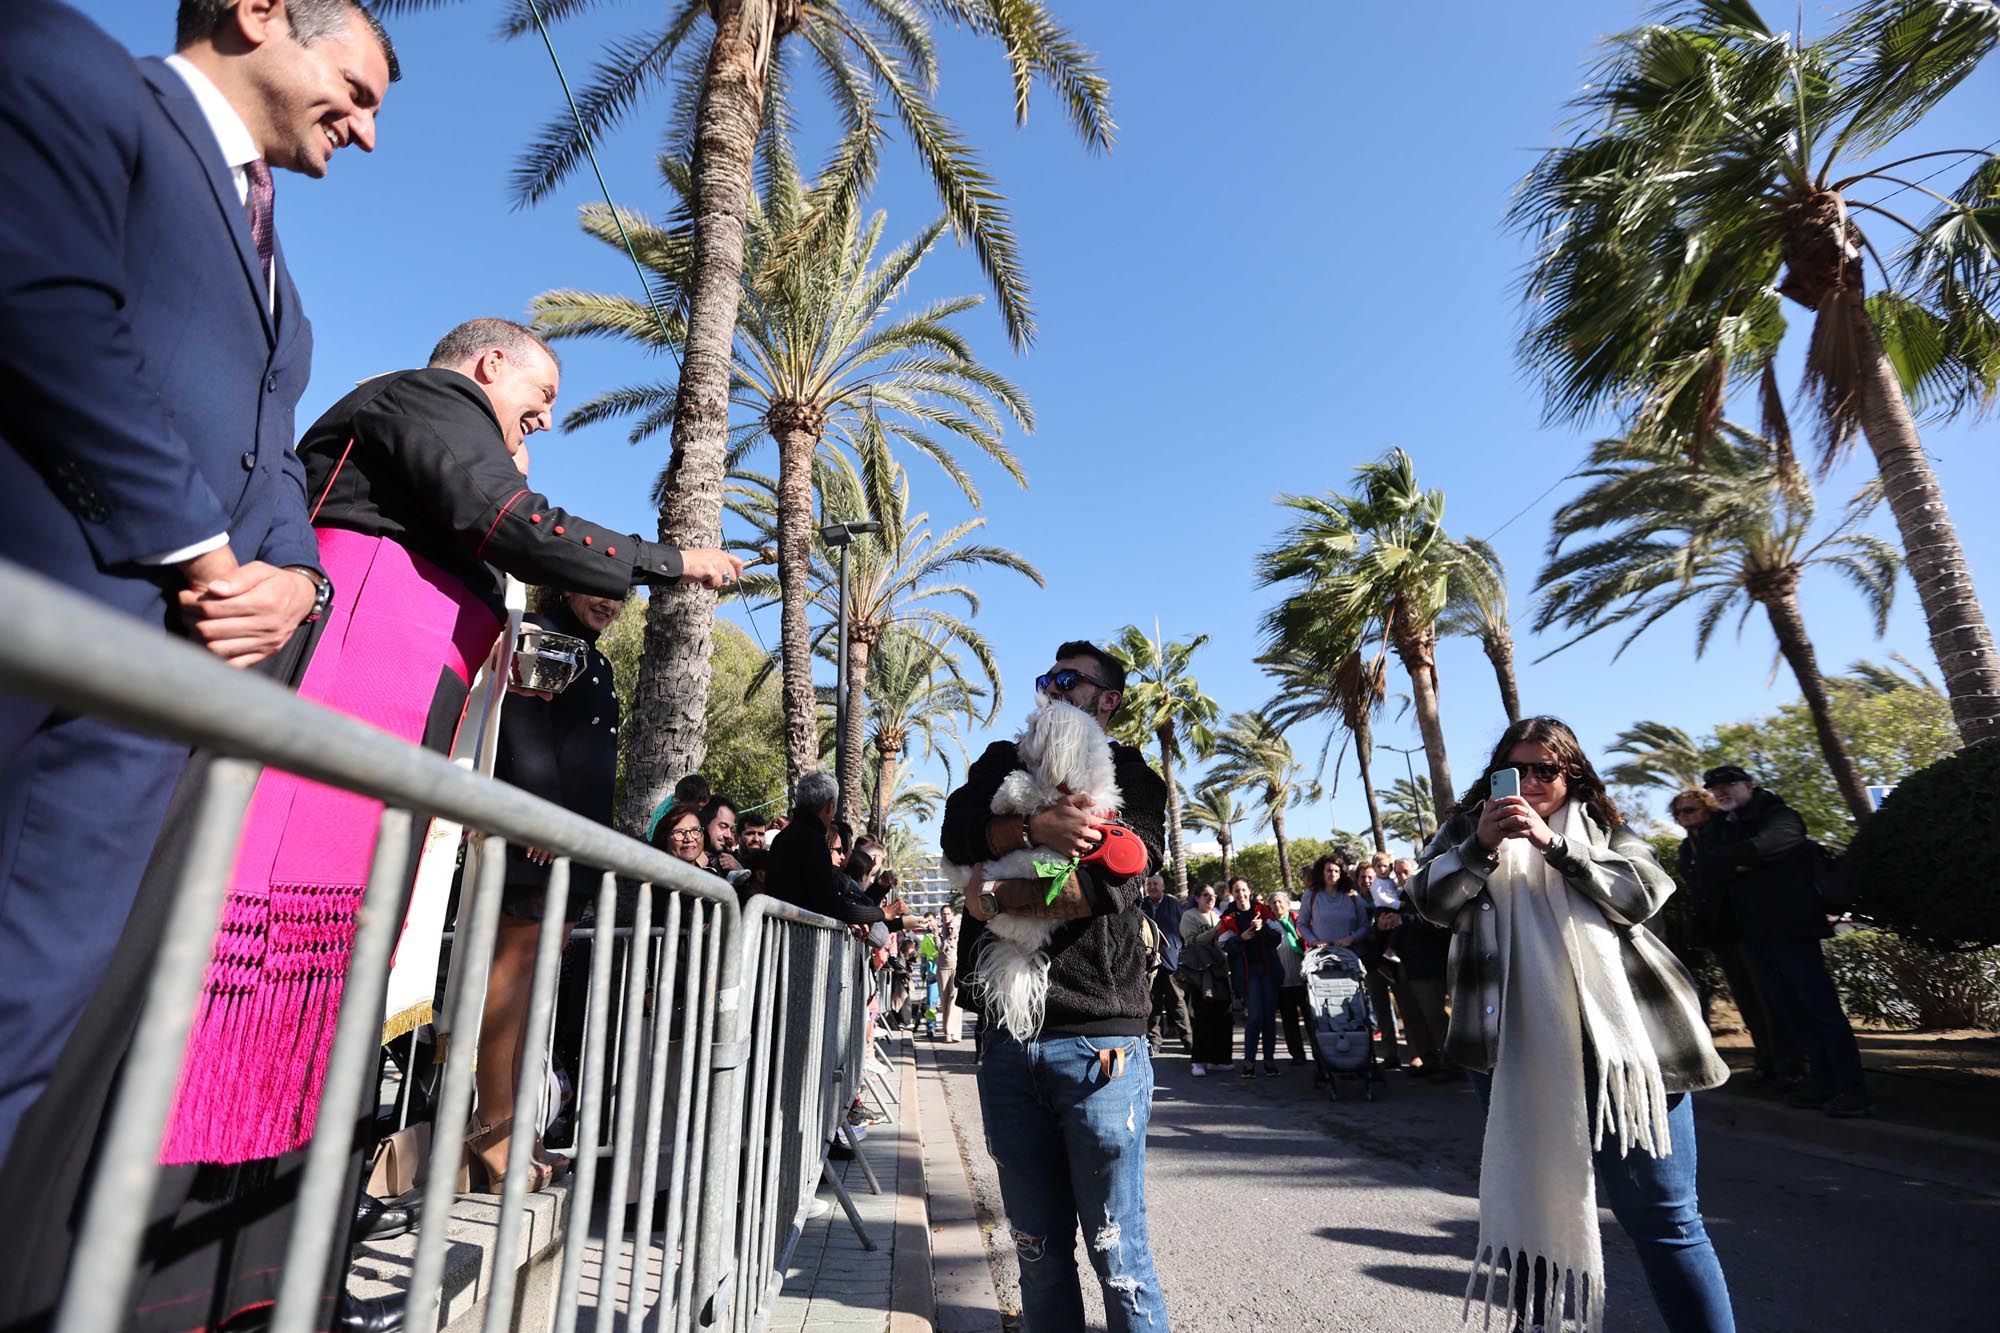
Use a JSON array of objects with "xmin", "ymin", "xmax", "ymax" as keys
[
  {"xmin": 354, "ymin": 1189, "xmax": 422, "ymax": 1243},
  {"xmin": 337, "ymin": 1292, "xmax": 406, "ymax": 1333}
]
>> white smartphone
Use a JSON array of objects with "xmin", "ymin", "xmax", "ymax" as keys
[{"xmin": 1490, "ymin": 767, "xmax": 1521, "ymax": 801}]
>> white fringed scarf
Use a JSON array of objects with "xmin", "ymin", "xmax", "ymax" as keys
[{"xmin": 1466, "ymin": 801, "xmax": 1673, "ymax": 1333}]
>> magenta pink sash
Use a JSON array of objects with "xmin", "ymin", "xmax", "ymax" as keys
[{"xmin": 161, "ymin": 530, "xmax": 501, "ymax": 1166}]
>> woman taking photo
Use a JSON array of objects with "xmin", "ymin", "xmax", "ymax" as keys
[{"xmin": 1408, "ymin": 716, "xmax": 1733, "ymax": 1333}]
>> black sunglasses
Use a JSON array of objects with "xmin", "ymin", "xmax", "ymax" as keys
[
  {"xmin": 1036, "ymin": 667, "xmax": 1113, "ymax": 695},
  {"xmin": 1498, "ymin": 762, "xmax": 1566, "ymax": 785}
]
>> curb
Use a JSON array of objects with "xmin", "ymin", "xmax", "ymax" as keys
[
  {"xmin": 1702, "ymin": 1085, "xmax": 2000, "ymax": 1198},
  {"xmin": 890, "ymin": 1038, "xmax": 939, "ymax": 1333},
  {"xmin": 913, "ymin": 1039, "xmax": 1006, "ymax": 1332}
]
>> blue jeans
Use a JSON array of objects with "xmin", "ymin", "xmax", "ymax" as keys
[
  {"xmin": 1742, "ymin": 934, "xmax": 1866, "ymax": 1093},
  {"xmin": 977, "ymin": 1031, "xmax": 1170, "ymax": 1331},
  {"xmin": 1470, "ymin": 1071, "xmax": 1735, "ymax": 1333},
  {"xmin": 1241, "ymin": 970, "xmax": 1278, "ymax": 1064}
]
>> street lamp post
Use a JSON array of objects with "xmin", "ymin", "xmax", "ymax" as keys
[
  {"xmin": 819, "ymin": 520, "xmax": 882, "ymax": 813},
  {"xmin": 1377, "ymin": 742, "xmax": 1431, "ymax": 854}
]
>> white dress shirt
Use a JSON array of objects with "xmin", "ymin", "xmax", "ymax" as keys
[{"xmin": 140, "ymin": 56, "xmax": 277, "ymax": 568}]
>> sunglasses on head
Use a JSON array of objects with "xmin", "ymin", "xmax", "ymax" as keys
[
  {"xmin": 1036, "ymin": 667, "xmax": 1113, "ymax": 695},
  {"xmin": 1502, "ymin": 762, "xmax": 1566, "ymax": 785}
]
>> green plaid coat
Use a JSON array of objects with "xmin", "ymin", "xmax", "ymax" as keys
[{"xmin": 1408, "ymin": 807, "xmax": 1729, "ymax": 1094}]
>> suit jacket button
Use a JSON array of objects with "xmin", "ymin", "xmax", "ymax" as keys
[
  {"xmin": 1480, "ymin": 901, "xmax": 1492, "ymax": 912},
  {"xmin": 241, "ymin": 451, "xmax": 257, "ymax": 471},
  {"xmin": 1484, "ymin": 1005, "xmax": 1495, "ymax": 1015},
  {"xmin": 265, "ymin": 374, "xmax": 278, "ymax": 393}
]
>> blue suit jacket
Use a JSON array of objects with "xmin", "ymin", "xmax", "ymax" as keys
[{"xmin": 0, "ymin": 0, "xmax": 319, "ymax": 628}]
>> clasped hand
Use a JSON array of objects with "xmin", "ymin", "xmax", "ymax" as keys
[
  {"xmin": 177, "ymin": 553, "xmax": 317, "ymax": 668},
  {"xmin": 1476, "ymin": 795, "xmax": 1556, "ymax": 853}
]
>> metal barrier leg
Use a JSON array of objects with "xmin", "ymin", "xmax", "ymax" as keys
[
  {"xmin": 53, "ymin": 757, "xmax": 261, "ymax": 1333},
  {"xmin": 837, "ymin": 1126, "xmax": 882, "ymax": 1197},
  {"xmin": 481, "ymin": 857, "xmax": 576, "ymax": 1333},
  {"xmin": 271, "ymin": 808, "xmax": 416, "ymax": 1333},
  {"xmin": 405, "ymin": 836, "xmax": 511, "ymax": 1325},
  {"xmin": 818, "ymin": 1162, "xmax": 875, "ymax": 1251},
  {"xmin": 625, "ymin": 894, "xmax": 684, "ymax": 1332},
  {"xmin": 555, "ymin": 874, "xmax": 622, "ymax": 1333}
]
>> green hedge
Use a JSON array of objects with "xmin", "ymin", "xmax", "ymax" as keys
[
  {"xmin": 1846, "ymin": 738, "xmax": 2000, "ymax": 949},
  {"xmin": 1823, "ymin": 928, "xmax": 2000, "ymax": 1031}
]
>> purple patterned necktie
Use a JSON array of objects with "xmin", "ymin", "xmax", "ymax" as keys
[{"xmin": 243, "ymin": 158, "xmax": 274, "ymax": 285}]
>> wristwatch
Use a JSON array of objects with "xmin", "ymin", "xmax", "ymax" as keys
[
  {"xmin": 291, "ymin": 567, "xmax": 333, "ymax": 624},
  {"xmin": 977, "ymin": 888, "xmax": 1000, "ymax": 918}
]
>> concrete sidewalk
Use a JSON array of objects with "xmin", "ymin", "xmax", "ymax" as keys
[{"xmin": 763, "ymin": 1030, "xmax": 941, "ymax": 1333}]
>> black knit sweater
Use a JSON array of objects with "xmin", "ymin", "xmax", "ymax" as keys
[{"xmin": 943, "ymin": 736, "xmax": 1166, "ymax": 1037}]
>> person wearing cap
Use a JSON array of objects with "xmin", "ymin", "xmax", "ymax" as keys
[{"xmin": 1696, "ymin": 764, "xmax": 1869, "ymax": 1118}]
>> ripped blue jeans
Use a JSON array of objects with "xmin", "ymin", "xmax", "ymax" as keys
[{"xmin": 978, "ymin": 1030, "xmax": 1170, "ymax": 1331}]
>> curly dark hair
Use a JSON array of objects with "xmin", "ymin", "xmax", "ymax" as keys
[
  {"xmin": 1447, "ymin": 715, "xmax": 1623, "ymax": 830},
  {"xmin": 1303, "ymin": 853, "xmax": 1355, "ymax": 894}
]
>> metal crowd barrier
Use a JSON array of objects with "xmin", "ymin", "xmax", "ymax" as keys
[
  {"xmin": 730, "ymin": 900, "xmax": 881, "ymax": 1333},
  {"xmin": 0, "ymin": 561, "xmax": 889, "ymax": 1333}
]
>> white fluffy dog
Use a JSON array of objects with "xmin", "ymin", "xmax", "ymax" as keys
[{"xmin": 945, "ymin": 698, "xmax": 1121, "ymax": 1042}]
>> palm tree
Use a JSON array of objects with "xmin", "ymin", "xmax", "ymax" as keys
[
  {"xmin": 862, "ymin": 624, "xmax": 988, "ymax": 839},
  {"xmin": 1605, "ymin": 721, "xmax": 1708, "ymax": 793},
  {"xmin": 1511, "ymin": 0, "xmax": 2000, "ymax": 743},
  {"xmin": 731, "ymin": 452, "xmax": 1039, "ymax": 826},
  {"xmin": 382, "ymin": 0, "xmax": 1111, "ymax": 827},
  {"xmin": 1208, "ymin": 711, "xmax": 1321, "ymax": 896},
  {"xmin": 1440, "ymin": 538, "xmax": 1521, "ymax": 724},
  {"xmin": 1535, "ymin": 425, "xmax": 1899, "ymax": 825},
  {"xmin": 1182, "ymin": 783, "xmax": 1244, "ymax": 884},
  {"xmin": 1260, "ymin": 448, "xmax": 1484, "ymax": 822},
  {"xmin": 535, "ymin": 159, "xmax": 1030, "ymax": 794},
  {"xmin": 1262, "ymin": 645, "xmax": 1391, "ymax": 853},
  {"xmin": 1110, "ymin": 624, "xmax": 1221, "ymax": 899},
  {"xmin": 1381, "ymin": 775, "xmax": 1437, "ymax": 854}
]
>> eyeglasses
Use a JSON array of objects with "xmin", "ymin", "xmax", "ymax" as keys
[
  {"xmin": 1511, "ymin": 762, "xmax": 1566, "ymax": 784},
  {"xmin": 669, "ymin": 827, "xmax": 704, "ymax": 842},
  {"xmin": 1036, "ymin": 667, "xmax": 1114, "ymax": 695}
]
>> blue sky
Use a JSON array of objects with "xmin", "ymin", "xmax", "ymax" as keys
[{"xmin": 83, "ymin": 1, "xmax": 1998, "ymax": 848}]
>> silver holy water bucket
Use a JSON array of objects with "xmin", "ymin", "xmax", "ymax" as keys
[{"xmin": 509, "ymin": 623, "xmax": 589, "ymax": 694}]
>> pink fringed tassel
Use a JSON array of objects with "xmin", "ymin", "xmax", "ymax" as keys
[{"xmin": 161, "ymin": 880, "xmax": 365, "ymax": 1166}]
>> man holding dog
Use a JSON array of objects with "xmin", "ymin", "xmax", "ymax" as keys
[{"xmin": 944, "ymin": 640, "xmax": 1171, "ymax": 1332}]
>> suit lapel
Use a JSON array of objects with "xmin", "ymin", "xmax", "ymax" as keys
[{"xmin": 139, "ymin": 58, "xmax": 275, "ymax": 346}]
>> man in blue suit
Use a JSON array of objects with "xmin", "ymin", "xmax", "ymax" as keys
[{"xmin": 0, "ymin": 0, "xmax": 397, "ymax": 1156}]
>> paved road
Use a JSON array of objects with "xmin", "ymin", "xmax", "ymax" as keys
[{"xmin": 929, "ymin": 1039, "xmax": 2000, "ymax": 1332}]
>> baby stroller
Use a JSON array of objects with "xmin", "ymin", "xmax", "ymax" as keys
[{"xmin": 1304, "ymin": 945, "xmax": 1384, "ymax": 1101}]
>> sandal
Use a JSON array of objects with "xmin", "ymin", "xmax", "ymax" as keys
[{"xmin": 463, "ymin": 1118, "xmax": 567, "ymax": 1193}]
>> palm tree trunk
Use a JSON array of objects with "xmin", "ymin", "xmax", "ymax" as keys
[
  {"xmin": 771, "ymin": 416, "xmax": 820, "ymax": 793},
  {"xmin": 1270, "ymin": 804, "xmax": 1294, "ymax": 896},
  {"xmin": 1761, "ymin": 588, "xmax": 1876, "ymax": 827},
  {"xmin": 1218, "ymin": 832, "xmax": 1232, "ymax": 885},
  {"xmin": 616, "ymin": 0, "xmax": 772, "ymax": 830},
  {"xmin": 870, "ymin": 733, "xmax": 901, "ymax": 840},
  {"xmin": 1354, "ymin": 712, "xmax": 1388, "ymax": 854},
  {"xmin": 1157, "ymin": 725, "xmax": 1189, "ymax": 897},
  {"xmin": 1846, "ymin": 293, "xmax": 2000, "ymax": 745},
  {"xmin": 1483, "ymin": 626, "xmax": 1522, "ymax": 724},
  {"xmin": 841, "ymin": 634, "xmax": 872, "ymax": 830},
  {"xmin": 1391, "ymin": 605, "xmax": 1455, "ymax": 823}
]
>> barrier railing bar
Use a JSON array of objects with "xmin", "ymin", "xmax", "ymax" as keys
[
  {"xmin": 656, "ymin": 902, "xmax": 701, "ymax": 1332},
  {"xmin": 731, "ymin": 927, "xmax": 777, "ymax": 1333},
  {"xmin": 481, "ymin": 855, "xmax": 576, "ymax": 1333},
  {"xmin": 272, "ymin": 806, "xmax": 417, "ymax": 1333},
  {"xmin": 0, "ymin": 561, "xmax": 733, "ymax": 913},
  {"xmin": 406, "ymin": 839, "xmax": 510, "ymax": 1324},
  {"xmin": 52, "ymin": 757, "xmax": 262, "ymax": 1333},
  {"xmin": 555, "ymin": 871, "xmax": 621, "ymax": 1333},
  {"xmin": 626, "ymin": 891, "xmax": 684, "ymax": 1331},
  {"xmin": 673, "ymin": 902, "xmax": 719, "ymax": 1333},
  {"xmin": 595, "ymin": 882, "xmax": 655, "ymax": 1330}
]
